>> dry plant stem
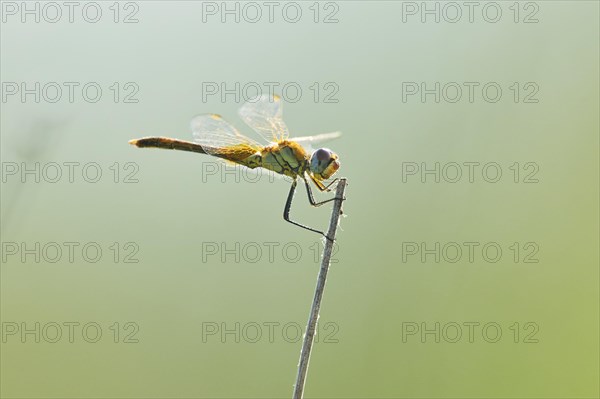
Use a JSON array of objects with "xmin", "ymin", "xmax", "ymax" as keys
[{"xmin": 293, "ymin": 178, "xmax": 347, "ymax": 399}]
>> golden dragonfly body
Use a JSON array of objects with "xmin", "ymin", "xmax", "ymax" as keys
[{"xmin": 129, "ymin": 94, "xmax": 342, "ymax": 239}]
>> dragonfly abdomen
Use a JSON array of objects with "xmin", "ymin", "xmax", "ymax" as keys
[{"xmin": 128, "ymin": 137, "xmax": 208, "ymax": 154}]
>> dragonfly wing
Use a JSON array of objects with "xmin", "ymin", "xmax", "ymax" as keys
[
  {"xmin": 190, "ymin": 114, "xmax": 261, "ymax": 158},
  {"xmin": 238, "ymin": 94, "xmax": 289, "ymax": 143},
  {"xmin": 290, "ymin": 131, "xmax": 342, "ymax": 154},
  {"xmin": 290, "ymin": 131, "xmax": 342, "ymax": 145}
]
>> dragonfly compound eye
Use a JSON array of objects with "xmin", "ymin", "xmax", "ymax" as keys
[{"xmin": 310, "ymin": 148, "xmax": 340, "ymax": 179}]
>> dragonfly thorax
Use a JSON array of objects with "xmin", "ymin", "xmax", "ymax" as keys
[{"xmin": 250, "ymin": 140, "xmax": 311, "ymax": 179}]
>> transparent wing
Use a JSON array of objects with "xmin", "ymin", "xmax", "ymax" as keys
[
  {"xmin": 238, "ymin": 94, "xmax": 289, "ymax": 143},
  {"xmin": 290, "ymin": 131, "xmax": 342, "ymax": 145},
  {"xmin": 290, "ymin": 131, "xmax": 342, "ymax": 154},
  {"xmin": 190, "ymin": 114, "xmax": 261, "ymax": 157}
]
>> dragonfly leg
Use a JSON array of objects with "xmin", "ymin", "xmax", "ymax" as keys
[
  {"xmin": 304, "ymin": 178, "xmax": 345, "ymax": 208},
  {"xmin": 284, "ymin": 180, "xmax": 334, "ymax": 242},
  {"xmin": 321, "ymin": 178, "xmax": 339, "ymax": 192}
]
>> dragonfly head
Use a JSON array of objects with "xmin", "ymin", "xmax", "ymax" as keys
[{"xmin": 310, "ymin": 148, "xmax": 340, "ymax": 180}]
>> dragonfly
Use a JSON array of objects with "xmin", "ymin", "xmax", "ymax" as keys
[{"xmin": 129, "ymin": 94, "xmax": 343, "ymax": 240}]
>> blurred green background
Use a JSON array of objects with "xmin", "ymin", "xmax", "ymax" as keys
[{"xmin": 1, "ymin": 1, "xmax": 598, "ymax": 398}]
